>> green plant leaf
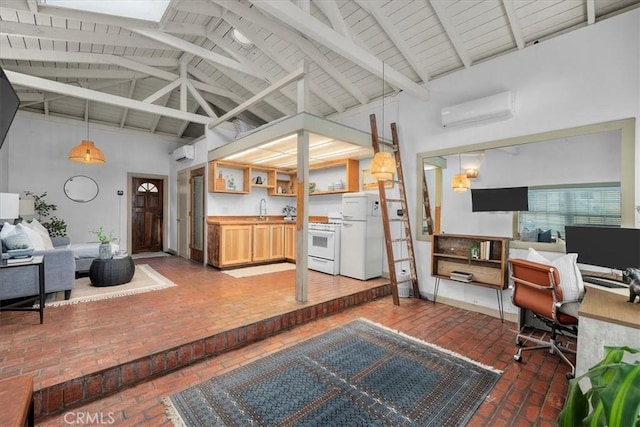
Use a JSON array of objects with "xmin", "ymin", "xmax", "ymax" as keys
[
  {"xmin": 558, "ymin": 379, "xmax": 589, "ymax": 426},
  {"xmin": 600, "ymin": 363, "xmax": 640, "ymax": 427}
]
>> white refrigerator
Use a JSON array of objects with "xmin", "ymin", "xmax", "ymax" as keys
[{"xmin": 340, "ymin": 192, "xmax": 383, "ymax": 280}]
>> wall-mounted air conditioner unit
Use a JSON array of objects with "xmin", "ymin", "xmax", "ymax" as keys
[
  {"xmin": 441, "ymin": 91, "xmax": 515, "ymax": 128},
  {"xmin": 173, "ymin": 145, "xmax": 195, "ymax": 162}
]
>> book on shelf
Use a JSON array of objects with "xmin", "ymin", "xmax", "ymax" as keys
[
  {"xmin": 6, "ymin": 256, "xmax": 33, "ymax": 265},
  {"xmin": 478, "ymin": 240, "xmax": 492, "ymax": 260},
  {"xmin": 450, "ymin": 270, "xmax": 473, "ymax": 282}
]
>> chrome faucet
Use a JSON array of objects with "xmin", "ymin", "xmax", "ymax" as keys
[{"xmin": 259, "ymin": 198, "xmax": 267, "ymax": 220}]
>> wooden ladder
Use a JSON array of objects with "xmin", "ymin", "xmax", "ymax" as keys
[{"xmin": 370, "ymin": 114, "xmax": 421, "ymax": 305}]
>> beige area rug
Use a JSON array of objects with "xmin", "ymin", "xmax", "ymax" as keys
[
  {"xmin": 222, "ymin": 262, "xmax": 296, "ymax": 278},
  {"xmin": 44, "ymin": 264, "xmax": 177, "ymax": 307}
]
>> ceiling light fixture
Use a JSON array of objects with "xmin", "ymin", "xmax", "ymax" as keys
[
  {"xmin": 370, "ymin": 61, "xmax": 397, "ymax": 182},
  {"xmin": 465, "ymin": 168, "xmax": 479, "ymax": 179},
  {"xmin": 69, "ymin": 120, "xmax": 105, "ymax": 164},
  {"xmin": 451, "ymin": 154, "xmax": 470, "ymax": 192},
  {"xmin": 232, "ymin": 28, "xmax": 253, "ymax": 47}
]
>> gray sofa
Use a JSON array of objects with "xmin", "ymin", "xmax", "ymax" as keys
[{"xmin": 1, "ymin": 236, "xmax": 76, "ymax": 301}]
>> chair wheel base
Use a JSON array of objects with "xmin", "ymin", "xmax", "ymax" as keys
[{"xmin": 514, "ymin": 354, "xmax": 522, "ymax": 362}]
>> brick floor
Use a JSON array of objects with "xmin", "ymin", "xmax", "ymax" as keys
[{"xmin": 0, "ymin": 256, "xmax": 575, "ymax": 426}]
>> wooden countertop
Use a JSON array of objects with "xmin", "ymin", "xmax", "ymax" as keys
[
  {"xmin": 579, "ymin": 285, "xmax": 639, "ymax": 329},
  {"xmin": 207, "ymin": 216, "xmax": 327, "ymax": 225}
]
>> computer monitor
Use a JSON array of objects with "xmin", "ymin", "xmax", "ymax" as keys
[{"xmin": 565, "ymin": 226, "xmax": 640, "ymax": 271}]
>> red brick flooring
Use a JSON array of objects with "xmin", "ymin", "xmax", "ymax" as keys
[{"xmin": 0, "ymin": 256, "xmax": 575, "ymax": 426}]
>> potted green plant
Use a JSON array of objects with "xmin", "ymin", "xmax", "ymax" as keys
[
  {"xmin": 92, "ymin": 227, "xmax": 116, "ymax": 259},
  {"xmin": 557, "ymin": 346, "xmax": 640, "ymax": 426},
  {"xmin": 24, "ymin": 191, "xmax": 67, "ymax": 237}
]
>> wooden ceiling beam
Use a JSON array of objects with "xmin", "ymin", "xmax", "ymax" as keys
[
  {"xmin": 429, "ymin": 0, "xmax": 472, "ymax": 68},
  {"xmin": 502, "ymin": 0, "xmax": 525, "ymax": 49}
]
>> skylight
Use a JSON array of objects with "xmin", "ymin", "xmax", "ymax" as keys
[{"xmin": 40, "ymin": 0, "xmax": 170, "ymax": 22}]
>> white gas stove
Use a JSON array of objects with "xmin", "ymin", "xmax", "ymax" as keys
[{"xmin": 308, "ymin": 212, "xmax": 342, "ymax": 275}]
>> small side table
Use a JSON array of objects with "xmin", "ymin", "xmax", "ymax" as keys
[
  {"xmin": 89, "ymin": 256, "xmax": 135, "ymax": 287},
  {"xmin": 0, "ymin": 256, "xmax": 45, "ymax": 324}
]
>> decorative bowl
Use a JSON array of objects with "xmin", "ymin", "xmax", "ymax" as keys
[{"xmin": 7, "ymin": 248, "xmax": 34, "ymax": 258}]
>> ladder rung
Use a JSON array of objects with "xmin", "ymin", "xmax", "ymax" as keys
[
  {"xmin": 395, "ymin": 277, "xmax": 414, "ymax": 285},
  {"xmin": 378, "ymin": 141, "xmax": 395, "ymax": 148},
  {"xmin": 385, "ymin": 198, "xmax": 403, "ymax": 203},
  {"xmin": 391, "ymin": 238, "xmax": 409, "ymax": 242},
  {"xmin": 394, "ymin": 257, "xmax": 411, "ymax": 263},
  {"xmin": 389, "ymin": 218, "xmax": 407, "ymax": 222}
]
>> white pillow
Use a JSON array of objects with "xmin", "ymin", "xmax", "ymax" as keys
[
  {"xmin": 1, "ymin": 222, "xmax": 31, "ymax": 250},
  {"xmin": 15, "ymin": 223, "xmax": 45, "ymax": 251},
  {"xmin": 526, "ymin": 248, "xmax": 585, "ymax": 302},
  {"xmin": 24, "ymin": 219, "xmax": 54, "ymax": 250}
]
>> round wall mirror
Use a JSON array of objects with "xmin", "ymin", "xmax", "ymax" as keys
[{"xmin": 64, "ymin": 175, "xmax": 99, "ymax": 202}]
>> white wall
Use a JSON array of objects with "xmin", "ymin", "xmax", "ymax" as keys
[
  {"xmin": 1, "ymin": 112, "xmax": 180, "ymax": 248},
  {"xmin": 333, "ymin": 9, "xmax": 640, "ymax": 314}
]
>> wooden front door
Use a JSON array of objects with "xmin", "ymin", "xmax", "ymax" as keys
[{"xmin": 132, "ymin": 177, "xmax": 163, "ymax": 253}]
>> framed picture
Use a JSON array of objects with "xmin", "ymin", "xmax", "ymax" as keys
[{"xmin": 361, "ymin": 169, "xmax": 393, "ymax": 190}]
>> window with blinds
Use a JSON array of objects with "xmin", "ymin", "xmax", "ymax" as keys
[{"xmin": 518, "ymin": 183, "xmax": 621, "ymax": 240}]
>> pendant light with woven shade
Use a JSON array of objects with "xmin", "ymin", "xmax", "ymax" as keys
[
  {"xmin": 451, "ymin": 153, "xmax": 470, "ymax": 192},
  {"xmin": 370, "ymin": 61, "xmax": 397, "ymax": 181},
  {"xmin": 69, "ymin": 120, "xmax": 105, "ymax": 164}
]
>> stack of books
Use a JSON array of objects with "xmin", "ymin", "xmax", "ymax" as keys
[
  {"xmin": 479, "ymin": 241, "xmax": 493, "ymax": 260},
  {"xmin": 450, "ymin": 270, "xmax": 473, "ymax": 283}
]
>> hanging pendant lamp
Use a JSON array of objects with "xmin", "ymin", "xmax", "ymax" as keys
[
  {"xmin": 451, "ymin": 153, "xmax": 470, "ymax": 192},
  {"xmin": 370, "ymin": 61, "xmax": 397, "ymax": 182},
  {"xmin": 371, "ymin": 151, "xmax": 396, "ymax": 181},
  {"xmin": 69, "ymin": 120, "xmax": 105, "ymax": 164}
]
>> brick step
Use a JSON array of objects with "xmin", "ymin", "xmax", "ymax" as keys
[{"xmin": 33, "ymin": 284, "xmax": 391, "ymax": 420}]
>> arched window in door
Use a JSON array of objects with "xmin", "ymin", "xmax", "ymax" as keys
[{"xmin": 137, "ymin": 182, "xmax": 159, "ymax": 193}]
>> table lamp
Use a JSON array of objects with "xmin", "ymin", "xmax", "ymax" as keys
[{"xmin": 0, "ymin": 193, "xmax": 19, "ymax": 223}]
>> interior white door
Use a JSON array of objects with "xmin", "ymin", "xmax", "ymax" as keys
[{"xmin": 177, "ymin": 170, "xmax": 189, "ymax": 258}]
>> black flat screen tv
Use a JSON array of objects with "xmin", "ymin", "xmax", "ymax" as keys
[
  {"xmin": 565, "ymin": 226, "xmax": 640, "ymax": 271},
  {"xmin": 471, "ymin": 186, "xmax": 528, "ymax": 212},
  {"xmin": 0, "ymin": 66, "xmax": 20, "ymax": 150}
]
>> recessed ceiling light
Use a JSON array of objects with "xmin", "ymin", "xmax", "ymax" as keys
[{"xmin": 232, "ymin": 28, "xmax": 253, "ymax": 47}]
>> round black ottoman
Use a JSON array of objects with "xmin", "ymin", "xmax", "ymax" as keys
[{"xmin": 89, "ymin": 256, "xmax": 135, "ymax": 287}]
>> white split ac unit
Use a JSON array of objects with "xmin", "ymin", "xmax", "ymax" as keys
[
  {"xmin": 441, "ymin": 91, "xmax": 515, "ymax": 128},
  {"xmin": 172, "ymin": 145, "xmax": 195, "ymax": 162}
]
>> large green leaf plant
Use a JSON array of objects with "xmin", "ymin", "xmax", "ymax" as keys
[{"xmin": 558, "ymin": 346, "xmax": 640, "ymax": 427}]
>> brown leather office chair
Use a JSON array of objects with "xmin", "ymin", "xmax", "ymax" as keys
[{"xmin": 508, "ymin": 258, "xmax": 579, "ymax": 379}]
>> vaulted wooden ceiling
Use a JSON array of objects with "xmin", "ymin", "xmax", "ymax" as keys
[{"xmin": 1, "ymin": 0, "xmax": 637, "ymax": 140}]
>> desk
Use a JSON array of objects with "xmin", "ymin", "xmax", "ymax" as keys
[
  {"xmin": 0, "ymin": 256, "xmax": 45, "ymax": 324},
  {"xmin": 576, "ymin": 285, "xmax": 640, "ymax": 377}
]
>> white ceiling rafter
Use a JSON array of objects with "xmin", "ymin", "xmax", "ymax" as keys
[
  {"xmin": 587, "ymin": 0, "xmax": 596, "ymax": 24},
  {"xmin": 215, "ymin": 1, "xmax": 370, "ymax": 106},
  {"xmin": 143, "ymin": 79, "xmax": 181, "ymax": 104},
  {"xmin": 128, "ymin": 28, "xmax": 268, "ymax": 80},
  {"xmin": 208, "ymin": 67, "xmax": 306, "ymax": 129},
  {"xmin": 252, "ymin": 0, "xmax": 429, "ymax": 101},
  {"xmin": 502, "ymin": 0, "xmax": 525, "ymax": 50},
  {"xmin": 20, "ymin": 79, "xmax": 134, "ymax": 108},
  {"xmin": 313, "ymin": 0, "xmax": 352, "ymax": 40},
  {"xmin": 6, "ymin": 70, "xmax": 212, "ymax": 124},
  {"xmin": 222, "ymin": 12, "xmax": 345, "ymax": 113},
  {"xmin": 172, "ymin": 0, "xmax": 222, "ymax": 17},
  {"xmin": 355, "ymin": 0, "xmax": 430, "ymax": 84},
  {"xmin": 0, "ymin": 48, "xmax": 178, "ymax": 81},
  {"xmin": 3, "ymin": 65, "xmax": 148, "ymax": 80},
  {"xmin": 429, "ymin": 0, "xmax": 472, "ymax": 68},
  {"xmin": 119, "ymin": 80, "xmax": 137, "ymax": 128},
  {"xmin": 0, "ymin": 21, "xmax": 169, "ymax": 50},
  {"xmin": 26, "ymin": 0, "xmax": 37, "ymax": 13}
]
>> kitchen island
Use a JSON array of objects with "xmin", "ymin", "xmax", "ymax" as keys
[{"xmin": 207, "ymin": 216, "xmax": 326, "ymax": 268}]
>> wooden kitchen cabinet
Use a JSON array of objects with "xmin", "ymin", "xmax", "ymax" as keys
[
  {"xmin": 209, "ymin": 160, "xmax": 250, "ymax": 193},
  {"xmin": 270, "ymin": 224, "xmax": 285, "ymax": 259},
  {"xmin": 284, "ymin": 224, "xmax": 296, "ymax": 261},
  {"xmin": 208, "ymin": 224, "xmax": 252, "ymax": 267},
  {"xmin": 252, "ymin": 224, "xmax": 271, "ymax": 262}
]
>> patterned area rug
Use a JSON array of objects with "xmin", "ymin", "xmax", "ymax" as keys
[
  {"xmin": 42, "ymin": 264, "xmax": 176, "ymax": 307},
  {"xmin": 165, "ymin": 319, "xmax": 501, "ymax": 426}
]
